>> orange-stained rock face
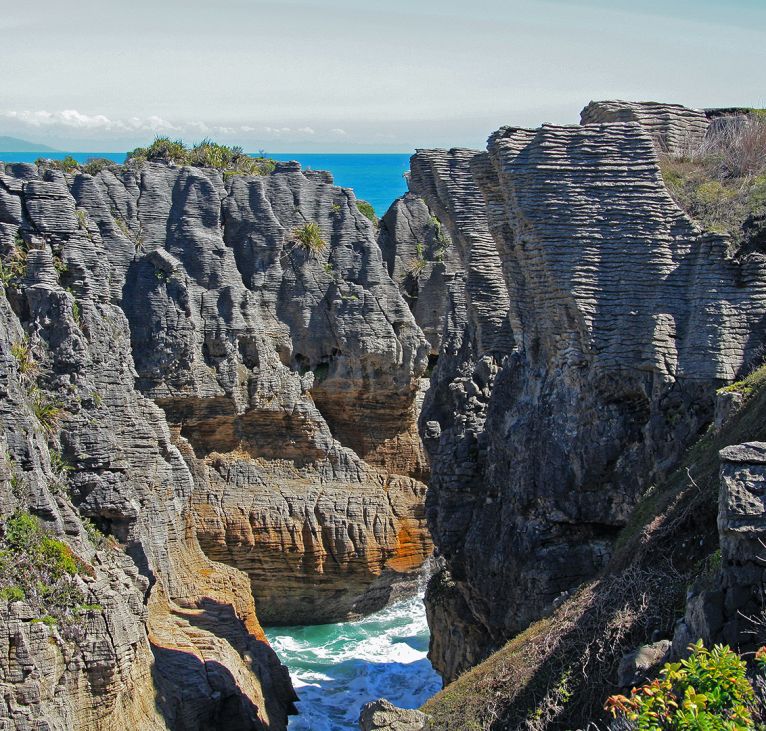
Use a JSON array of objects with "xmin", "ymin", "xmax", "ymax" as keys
[
  {"xmin": 188, "ymin": 445, "xmax": 432, "ymax": 625},
  {"xmin": 0, "ymin": 158, "xmax": 430, "ymax": 728}
]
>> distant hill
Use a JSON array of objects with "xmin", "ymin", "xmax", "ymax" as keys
[{"xmin": 0, "ymin": 136, "xmax": 59, "ymax": 152}]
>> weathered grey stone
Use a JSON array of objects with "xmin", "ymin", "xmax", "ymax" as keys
[
  {"xmin": 580, "ymin": 100, "xmax": 709, "ymax": 155},
  {"xmin": 617, "ymin": 640, "xmax": 672, "ymax": 687},
  {"xmin": 384, "ymin": 112, "xmax": 766, "ymax": 682},
  {"xmin": 0, "ymin": 156, "xmax": 433, "ymax": 728},
  {"xmin": 674, "ymin": 442, "xmax": 766, "ymax": 655},
  {"xmin": 358, "ymin": 699, "xmax": 428, "ymax": 731}
]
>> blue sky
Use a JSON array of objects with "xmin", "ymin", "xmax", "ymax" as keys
[{"xmin": 1, "ymin": 0, "xmax": 764, "ymax": 152}]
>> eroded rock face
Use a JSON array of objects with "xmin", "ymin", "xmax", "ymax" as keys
[
  {"xmin": 674, "ymin": 442, "xmax": 766, "ymax": 654},
  {"xmin": 580, "ymin": 100, "xmax": 709, "ymax": 154},
  {"xmin": 0, "ymin": 158, "xmax": 432, "ymax": 726},
  {"xmin": 383, "ymin": 107, "xmax": 766, "ymax": 681}
]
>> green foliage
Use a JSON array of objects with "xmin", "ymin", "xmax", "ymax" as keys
[
  {"xmin": 81, "ymin": 157, "xmax": 117, "ymax": 176},
  {"xmin": 405, "ymin": 242, "xmax": 427, "ymax": 278},
  {"xmin": 293, "ymin": 222, "xmax": 327, "ymax": 253},
  {"xmin": 30, "ymin": 387, "xmax": 62, "ymax": 434},
  {"xmin": 126, "ymin": 136, "xmax": 188, "ymax": 165},
  {"xmin": 0, "ymin": 512, "xmax": 88, "ymax": 630},
  {"xmin": 0, "ymin": 585, "xmax": 24, "ymax": 602},
  {"xmin": 356, "ymin": 200, "xmax": 378, "ymax": 225},
  {"xmin": 82, "ymin": 518, "xmax": 113, "ymax": 549},
  {"xmin": 126, "ymin": 136, "xmax": 277, "ymax": 176},
  {"xmin": 605, "ymin": 641, "xmax": 755, "ymax": 730},
  {"xmin": 330, "ymin": 203, "xmax": 342, "ymax": 216},
  {"xmin": 0, "ymin": 235, "xmax": 28, "ymax": 289},
  {"xmin": 10, "ymin": 337, "xmax": 36, "ymax": 377},
  {"xmin": 50, "ymin": 448, "xmax": 73, "ymax": 488},
  {"xmin": 36, "ymin": 156, "xmax": 79, "ymax": 173}
]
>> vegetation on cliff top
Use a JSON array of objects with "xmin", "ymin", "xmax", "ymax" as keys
[
  {"xmin": 660, "ymin": 113, "xmax": 766, "ymax": 245},
  {"xmin": 126, "ymin": 136, "xmax": 277, "ymax": 175}
]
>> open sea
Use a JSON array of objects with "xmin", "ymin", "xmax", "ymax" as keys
[
  {"xmin": 2, "ymin": 148, "xmax": 435, "ymax": 729},
  {"xmin": 0, "ymin": 152, "xmax": 412, "ymax": 217}
]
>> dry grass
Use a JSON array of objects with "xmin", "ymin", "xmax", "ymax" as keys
[
  {"xmin": 660, "ymin": 113, "xmax": 766, "ymax": 243},
  {"xmin": 423, "ymin": 362, "xmax": 766, "ymax": 730}
]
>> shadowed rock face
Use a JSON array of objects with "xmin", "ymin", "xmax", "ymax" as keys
[
  {"xmin": 674, "ymin": 442, "xmax": 766, "ymax": 656},
  {"xmin": 0, "ymin": 159, "xmax": 431, "ymax": 727},
  {"xmin": 382, "ymin": 106, "xmax": 766, "ymax": 682}
]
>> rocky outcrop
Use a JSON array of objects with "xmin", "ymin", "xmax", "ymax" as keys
[
  {"xmin": 0, "ymin": 158, "xmax": 432, "ymax": 727},
  {"xmin": 580, "ymin": 100, "xmax": 709, "ymax": 155},
  {"xmin": 383, "ymin": 112, "xmax": 766, "ymax": 682},
  {"xmin": 378, "ymin": 192, "xmax": 461, "ymax": 355},
  {"xmin": 358, "ymin": 699, "xmax": 428, "ymax": 731},
  {"xmin": 674, "ymin": 442, "xmax": 766, "ymax": 654}
]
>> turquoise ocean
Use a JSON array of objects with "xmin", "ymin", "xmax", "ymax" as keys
[
  {"xmin": 0, "ymin": 152, "xmax": 412, "ymax": 217},
  {"xmin": 3, "ymin": 148, "xmax": 438, "ymax": 730}
]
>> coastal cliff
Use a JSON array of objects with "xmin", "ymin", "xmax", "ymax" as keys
[
  {"xmin": 379, "ymin": 102, "xmax": 766, "ymax": 689},
  {"xmin": 0, "ymin": 156, "xmax": 432, "ymax": 728}
]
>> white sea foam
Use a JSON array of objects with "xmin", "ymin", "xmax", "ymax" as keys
[{"xmin": 265, "ymin": 594, "xmax": 441, "ymax": 730}]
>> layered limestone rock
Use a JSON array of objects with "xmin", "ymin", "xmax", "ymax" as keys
[
  {"xmin": 378, "ymin": 192, "xmax": 461, "ymax": 355},
  {"xmin": 674, "ymin": 442, "xmax": 766, "ymax": 654},
  {"xmin": 384, "ymin": 114, "xmax": 766, "ymax": 682},
  {"xmin": 0, "ymin": 157, "xmax": 432, "ymax": 726},
  {"xmin": 580, "ymin": 100, "xmax": 709, "ymax": 154}
]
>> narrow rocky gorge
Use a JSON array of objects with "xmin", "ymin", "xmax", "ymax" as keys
[{"xmin": 4, "ymin": 97, "xmax": 766, "ymax": 731}]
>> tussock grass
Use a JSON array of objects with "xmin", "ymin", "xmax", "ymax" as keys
[{"xmin": 660, "ymin": 113, "xmax": 766, "ymax": 243}]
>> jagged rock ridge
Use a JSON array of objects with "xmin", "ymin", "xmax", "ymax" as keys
[{"xmin": 0, "ymin": 158, "xmax": 433, "ymax": 728}]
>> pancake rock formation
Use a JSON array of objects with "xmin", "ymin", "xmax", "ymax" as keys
[
  {"xmin": 0, "ymin": 157, "xmax": 432, "ymax": 728},
  {"xmin": 381, "ymin": 102, "xmax": 766, "ymax": 682}
]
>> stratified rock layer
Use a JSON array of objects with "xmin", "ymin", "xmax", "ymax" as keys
[
  {"xmin": 388, "ymin": 111, "xmax": 766, "ymax": 681},
  {"xmin": 0, "ymin": 158, "xmax": 432, "ymax": 727},
  {"xmin": 674, "ymin": 442, "xmax": 766, "ymax": 654},
  {"xmin": 580, "ymin": 100, "xmax": 709, "ymax": 154}
]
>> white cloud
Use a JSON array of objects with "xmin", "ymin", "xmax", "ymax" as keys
[
  {"xmin": 330, "ymin": 128, "xmax": 347, "ymax": 136},
  {"xmin": 296, "ymin": 126, "xmax": 315, "ymax": 135},
  {"xmin": 1, "ymin": 109, "xmax": 179, "ymax": 133}
]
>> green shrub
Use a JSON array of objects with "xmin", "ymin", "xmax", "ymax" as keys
[
  {"xmin": 0, "ymin": 512, "xmax": 88, "ymax": 629},
  {"xmin": 36, "ymin": 156, "xmax": 79, "ymax": 173},
  {"xmin": 0, "ymin": 236, "xmax": 28, "ymax": 289},
  {"xmin": 0, "ymin": 585, "xmax": 25, "ymax": 602},
  {"xmin": 127, "ymin": 137, "xmax": 276, "ymax": 176},
  {"xmin": 127, "ymin": 137, "xmax": 188, "ymax": 165},
  {"xmin": 605, "ymin": 641, "xmax": 755, "ymax": 729},
  {"xmin": 356, "ymin": 200, "xmax": 378, "ymax": 225},
  {"xmin": 293, "ymin": 222, "xmax": 326, "ymax": 253},
  {"xmin": 405, "ymin": 242, "xmax": 427, "ymax": 278},
  {"xmin": 30, "ymin": 388, "xmax": 62, "ymax": 434},
  {"xmin": 81, "ymin": 157, "xmax": 117, "ymax": 175},
  {"xmin": 11, "ymin": 338, "xmax": 36, "ymax": 377}
]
